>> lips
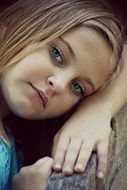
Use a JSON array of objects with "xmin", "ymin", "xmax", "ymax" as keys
[{"xmin": 29, "ymin": 83, "xmax": 48, "ymax": 108}]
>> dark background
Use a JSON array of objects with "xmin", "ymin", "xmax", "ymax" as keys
[{"xmin": 0, "ymin": 0, "xmax": 127, "ymax": 18}]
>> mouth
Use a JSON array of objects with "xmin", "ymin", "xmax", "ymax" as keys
[{"xmin": 29, "ymin": 82, "xmax": 48, "ymax": 109}]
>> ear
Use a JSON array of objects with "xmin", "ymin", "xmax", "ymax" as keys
[{"xmin": 0, "ymin": 23, "xmax": 7, "ymax": 42}]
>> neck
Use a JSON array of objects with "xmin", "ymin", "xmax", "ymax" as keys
[{"xmin": 0, "ymin": 89, "xmax": 10, "ymax": 118}]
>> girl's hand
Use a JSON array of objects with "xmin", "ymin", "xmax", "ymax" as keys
[
  {"xmin": 12, "ymin": 157, "xmax": 53, "ymax": 190},
  {"xmin": 52, "ymin": 103, "xmax": 112, "ymax": 179}
]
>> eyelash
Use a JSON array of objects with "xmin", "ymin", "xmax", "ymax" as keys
[
  {"xmin": 49, "ymin": 44, "xmax": 86, "ymax": 97},
  {"xmin": 71, "ymin": 79, "xmax": 86, "ymax": 96},
  {"xmin": 49, "ymin": 45, "xmax": 64, "ymax": 66}
]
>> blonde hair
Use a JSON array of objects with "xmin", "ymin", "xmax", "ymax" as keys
[
  {"xmin": 0, "ymin": 0, "xmax": 124, "ymax": 72},
  {"xmin": 0, "ymin": 0, "xmax": 124, "ymax": 143}
]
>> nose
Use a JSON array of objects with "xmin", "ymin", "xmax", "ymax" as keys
[{"xmin": 47, "ymin": 75, "xmax": 69, "ymax": 94}]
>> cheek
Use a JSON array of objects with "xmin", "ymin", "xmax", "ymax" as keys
[
  {"xmin": 17, "ymin": 61, "xmax": 52, "ymax": 80},
  {"xmin": 7, "ymin": 50, "xmax": 53, "ymax": 81},
  {"xmin": 51, "ymin": 95, "xmax": 79, "ymax": 116}
]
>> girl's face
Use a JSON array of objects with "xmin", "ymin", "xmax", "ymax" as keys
[{"xmin": 1, "ymin": 27, "xmax": 114, "ymax": 119}]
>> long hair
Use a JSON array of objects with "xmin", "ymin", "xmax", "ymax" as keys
[
  {"xmin": 0, "ymin": 0, "xmax": 124, "ymax": 73},
  {"xmin": 0, "ymin": 0, "xmax": 124, "ymax": 143}
]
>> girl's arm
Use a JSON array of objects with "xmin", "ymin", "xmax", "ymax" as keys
[{"xmin": 52, "ymin": 45, "xmax": 127, "ymax": 178}]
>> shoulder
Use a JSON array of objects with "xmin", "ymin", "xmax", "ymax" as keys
[{"xmin": 0, "ymin": 138, "xmax": 12, "ymax": 189}]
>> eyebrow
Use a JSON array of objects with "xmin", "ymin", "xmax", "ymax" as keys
[
  {"xmin": 59, "ymin": 36, "xmax": 75, "ymax": 58},
  {"xmin": 85, "ymin": 77, "xmax": 95, "ymax": 92},
  {"xmin": 59, "ymin": 37, "xmax": 95, "ymax": 92}
]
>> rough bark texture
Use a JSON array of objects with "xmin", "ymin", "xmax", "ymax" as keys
[{"xmin": 46, "ymin": 103, "xmax": 127, "ymax": 190}]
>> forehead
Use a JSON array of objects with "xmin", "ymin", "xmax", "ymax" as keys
[{"xmin": 61, "ymin": 27, "xmax": 114, "ymax": 90}]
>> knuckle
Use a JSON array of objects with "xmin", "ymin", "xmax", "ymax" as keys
[
  {"xmin": 19, "ymin": 166, "xmax": 27, "ymax": 174},
  {"xmin": 53, "ymin": 134, "xmax": 59, "ymax": 143},
  {"xmin": 19, "ymin": 166, "xmax": 31, "ymax": 176},
  {"xmin": 83, "ymin": 145, "xmax": 92, "ymax": 153},
  {"xmin": 54, "ymin": 154, "xmax": 63, "ymax": 161},
  {"xmin": 69, "ymin": 146, "xmax": 79, "ymax": 154},
  {"xmin": 56, "ymin": 145, "xmax": 67, "ymax": 153},
  {"xmin": 71, "ymin": 137, "xmax": 82, "ymax": 143}
]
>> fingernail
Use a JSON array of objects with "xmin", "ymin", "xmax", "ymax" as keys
[
  {"xmin": 54, "ymin": 164, "xmax": 62, "ymax": 170},
  {"xmin": 97, "ymin": 171, "xmax": 104, "ymax": 179},
  {"xmin": 63, "ymin": 167, "xmax": 73, "ymax": 175},
  {"xmin": 75, "ymin": 164, "xmax": 84, "ymax": 172}
]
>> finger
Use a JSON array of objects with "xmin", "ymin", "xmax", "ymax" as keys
[
  {"xmin": 97, "ymin": 141, "xmax": 108, "ymax": 179},
  {"xmin": 33, "ymin": 157, "xmax": 53, "ymax": 189},
  {"xmin": 34, "ymin": 157, "xmax": 52, "ymax": 166},
  {"xmin": 41, "ymin": 158, "xmax": 53, "ymax": 176},
  {"xmin": 62, "ymin": 138, "xmax": 82, "ymax": 175},
  {"xmin": 32, "ymin": 157, "xmax": 53, "ymax": 180},
  {"xmin": 74, "ymin": 140, "xmax": 94, "ymax": 173},
  {"xmin": 52, "ymin": 133, "xmax": 60, "ymax": 158},
  {"xmin": 53, "ymin": 136, "xmax": 70, "ymax": 172}
]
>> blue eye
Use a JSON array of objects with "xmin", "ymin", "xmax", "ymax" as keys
[
  {"xmin": 50, "ymin": 45, "xmax": 64, "ymax": 66},
  {"xmin": 71, "ymin": 79, "xmax": 85, "ymax": 96}
]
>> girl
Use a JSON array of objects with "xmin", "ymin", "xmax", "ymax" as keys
[{"xmin": 0, "ymin": 0, "xmax": 124, "ymax": 189}]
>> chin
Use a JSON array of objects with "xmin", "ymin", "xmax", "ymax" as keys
[
  {"xmin": 8, "ymin": 103, "xmax": 36, "ymax": 120},
  {"xmin": 12, "ymin": 109, "xmax": 40, "ymax": 120}
]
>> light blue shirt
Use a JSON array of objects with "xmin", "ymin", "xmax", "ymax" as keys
[{"xmin": 0, "ymin": 137, "xmax": 19, "ymax": 190}]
